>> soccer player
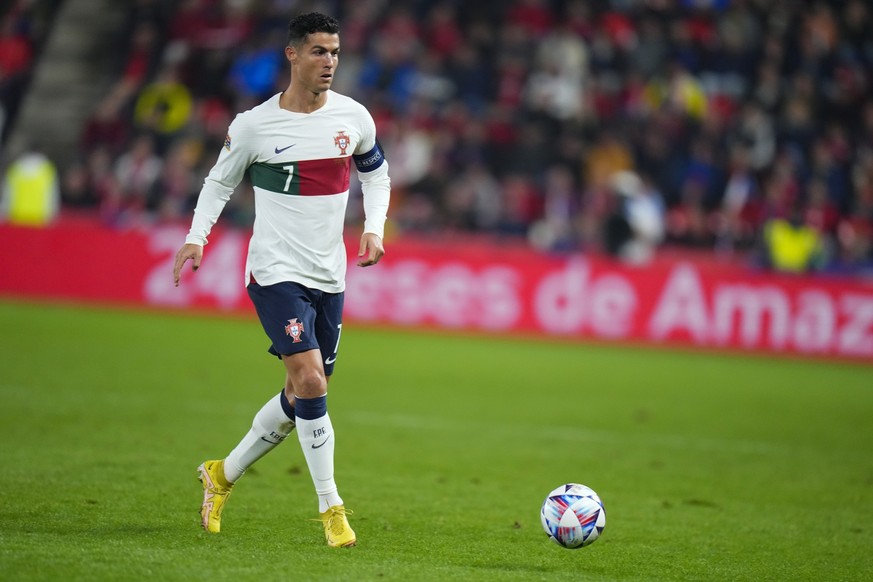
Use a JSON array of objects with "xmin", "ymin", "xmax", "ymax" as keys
[{"xmin": 172, "ymin": 12, "xmax": 390, "ymax": 548}]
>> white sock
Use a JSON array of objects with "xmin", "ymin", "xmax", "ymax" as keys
[
  {"xmin": 295, "ymin": 397, "xmax": 343, "ymax": 513},
  {"xmin": 224, "ymin": 392, "xmax": 296, "ymax": 483}
]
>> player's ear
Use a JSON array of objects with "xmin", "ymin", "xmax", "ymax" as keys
[{"xmin": 285, "ymin": 45, "xmax": 296, "ymax": 64}]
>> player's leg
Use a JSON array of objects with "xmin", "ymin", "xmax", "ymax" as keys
[
  {"xmin": 224, "ymin": 389, "xmax": 298, "ymax": 480},
  {"xmin": 282, "ymin": 349, "xmax": 339, "ymax": 510},
  {"xmin": 283, "ymin": 349, "xmax": 355, "ymax": 547},
  {"xmin": 196, "ymin": 281, "xmax": 309, "ymax": 533},
  {"xmin": 198, "ymin": 394, "xmax": 297, "ymax": 534},
  {"xmin": 287, "ymin": 289, "xmax": 354, "ymax": 547},
  {"xmin": 243, "ymin": 280, "xmax": 353, "ymax": 545}
]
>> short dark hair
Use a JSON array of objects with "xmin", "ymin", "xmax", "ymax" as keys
[{"xmin": 287, "ymin": 12, "xmax": 339, "ymax": 47}]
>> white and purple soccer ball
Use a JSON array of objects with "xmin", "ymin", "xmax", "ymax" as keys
[{"xmin": 540, "ymin": 483, "xmax": 606, "ymax": 549}]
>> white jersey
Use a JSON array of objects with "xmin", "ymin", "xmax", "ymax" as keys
[{"xmin": 185, "ymin": 91, "xmax": 390, "ymax": 293}]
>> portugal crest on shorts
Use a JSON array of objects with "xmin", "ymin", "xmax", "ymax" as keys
[
  {"xmin": 334, "ymin": 130, "xmax": 350, "ymax": 155},
  {"xmin": 285, "ymin": 318, "xmax": 305, "ymax": 342}
]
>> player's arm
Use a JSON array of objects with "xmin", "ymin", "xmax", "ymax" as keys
[
  {"xmin": 174, "ymin": 118, "xmax": 253, "ymax": 286},
  {"xmin": 353, "ymin": 117, "xmax": 390, "ymax": 267}
]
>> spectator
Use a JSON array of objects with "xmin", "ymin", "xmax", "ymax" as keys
[
  {"xmin": 761, "ymin": 203, "xmax": 825, "ymax": 274},
  {"xmin": 0, "ymin": 10, "xmax": 34, "ymax": 142},
  {"xmin": 506, "ymin": 0, "xmax": 554, "ymax": 39},
  {"xmin": 0, "ymin": 14, "xmax": 33, "ymax": 85},
  {"xmin": 228, "ymin": 32, "xmax": 284, "ymax": 106},
  {"xmin": 380, "ymin": 114, "xmax": 433, "ymax": 190},
  {"xmin": 423, "ymin": 1, "xmax": 462, "ymax": 59},
  {"xmin": 608, "ymin": 170, "xmax": 665, "ymax": 264},
  {"xmin": 154, "ymin": 136, "xmax": 202, "ymax": 221},
  {"xmin": 584, "ymin": 128, "xmax": 634, "ymax": 192},
  {"xmin": 1, "ymin": 147, "xmax": 59, "ymax": 226},
  {"xmin": 81, "ymin": 91, "xmax": 132, "ymax": 156},
  {"xmin": 133, "ymin": 65, "xmax": 193, "ymax": 148},
  {"xmin": 529, "ymin": 164, "xmax": 582, "ymax": 252},
  {"xmin": 497, "ymin": 174, "xmax": 541, "ymax": 237},
  {"xmin": 715, "ymin": 145, "xmax": 758, "ymax": 252},
  {"xmin": 106, "ymin": 134, "xmax": 163, "ymax": 224}
]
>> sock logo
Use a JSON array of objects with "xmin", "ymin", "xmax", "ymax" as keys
[
  {"xmin": 311, "ymin": 426, "xmax": 329, "ymax": 448},
  {"xmin": 260, "ymin": 431, "xmax": 286, "ymax": 445}
]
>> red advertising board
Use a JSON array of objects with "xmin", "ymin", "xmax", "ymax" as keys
[{"xmin": 1, "ymin": 217, "xmax": 871, "ymax": 361}]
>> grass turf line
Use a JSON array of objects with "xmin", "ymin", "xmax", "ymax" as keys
[{"xmin": 0, "ymin": 299, "xmax": 871, "ymax": 581}]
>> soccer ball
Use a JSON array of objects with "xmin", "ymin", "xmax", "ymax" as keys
[{"xmin": 540, "ymin": 483, "xmax": 606, "ymax": 549}]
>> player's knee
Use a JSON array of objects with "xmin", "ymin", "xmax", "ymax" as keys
[{"xmin": 294, "ymin": 370, "xmax": 327, "ymax": 398}]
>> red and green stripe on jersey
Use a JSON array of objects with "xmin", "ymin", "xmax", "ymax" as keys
[{"xmin": 249, "ymin": 157, "xmax": 351, "ymax": 196}]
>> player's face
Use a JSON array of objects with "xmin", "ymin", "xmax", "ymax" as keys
[{"xmin": 287, "ymin": 32, "xmax": 340, "ymax": 94}]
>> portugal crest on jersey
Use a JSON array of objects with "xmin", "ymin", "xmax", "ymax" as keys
[
  {"xmin": 285, "ymin": 318, "xmax": 305, "ymax": 342},
  {"xmin": 334, "ymin": 130, "xmax": 350, "ymax": 155}
]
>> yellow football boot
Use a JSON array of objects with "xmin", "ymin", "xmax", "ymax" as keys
[
  {"xmin": 320, "ymin": 505, "xmax": 356, "ymax": 548},
  {"xmin": 197, "ymin": 460, "xmax": 233, "ymax": 533}
]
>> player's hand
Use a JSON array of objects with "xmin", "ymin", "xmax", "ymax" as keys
[
  {"xmin": 357, "ymin": 232, "xmax": 385, "ymax": 267},
  {"xmin": 173, "ymin": 243, "xmax": 203, "ymax": 286}
]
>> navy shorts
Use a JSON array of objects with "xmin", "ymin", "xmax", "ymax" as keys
[{"xmin": 247, "ymin": 281, "xmax": 344, "ymax": 376}]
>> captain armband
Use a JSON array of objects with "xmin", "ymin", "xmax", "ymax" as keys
[{"xmin": 353, "ymin": 141, "xmax": 386, "ymax": 173}]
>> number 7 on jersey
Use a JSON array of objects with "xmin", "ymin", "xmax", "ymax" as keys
[{"xmin": 283, "ymin": 164, "xmax": 295, "ymax": 192}]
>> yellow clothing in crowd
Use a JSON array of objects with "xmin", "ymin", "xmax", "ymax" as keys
[
  {"xmin": 1, "ymin": 152, "xmax": 59, "ymax": 226},
  {"xmin": 764, "ymin": 218, "xmax": 823, "ymax": 273}
]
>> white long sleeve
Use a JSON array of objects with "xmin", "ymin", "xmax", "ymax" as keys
[
  {"xmin": 360, "ymin": 161, "xmax": 390, "ymax": 239},
  {"xmin": 185, "ymin": 116, "xmax": 254, "ymax": 246}
]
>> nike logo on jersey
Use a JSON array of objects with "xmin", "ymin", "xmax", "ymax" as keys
[{"xmin": 274, "ymin": 144, "xmax": 296, "ymax": 154}]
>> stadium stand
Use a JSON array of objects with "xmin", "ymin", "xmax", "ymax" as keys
[
  {"xmin": 2, "ymin": 0, "xmax": 872, "ymax": 275},
  {"xmin": 0, "ymin": 0, "xmax": 63, "ymax": 144}
]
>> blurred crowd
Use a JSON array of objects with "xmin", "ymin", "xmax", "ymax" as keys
[
  {"xmin": 0, "ymin": 0, "xmax": 59, "ymax": 143},
  {"xmin": 4, "ymin": 0, "xmax": 873, "ymax": 275}
]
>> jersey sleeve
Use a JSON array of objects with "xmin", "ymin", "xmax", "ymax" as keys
[
  {"xmin": 185, "ymin": 114, "xmax": 256, "ymax": 245},
  {"xmin": 352, "ymin": 109, "xmax": 390, "ymax": 240}
]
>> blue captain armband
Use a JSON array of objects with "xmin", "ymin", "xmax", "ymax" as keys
[{"xmin": 353, "ymin": 141, "xmax": 386, "ymax": 173}]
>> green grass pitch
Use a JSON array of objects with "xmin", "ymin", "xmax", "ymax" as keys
[{"xmin": 0, "ymin": 299, "xmax": 871, "ymax": 581}]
